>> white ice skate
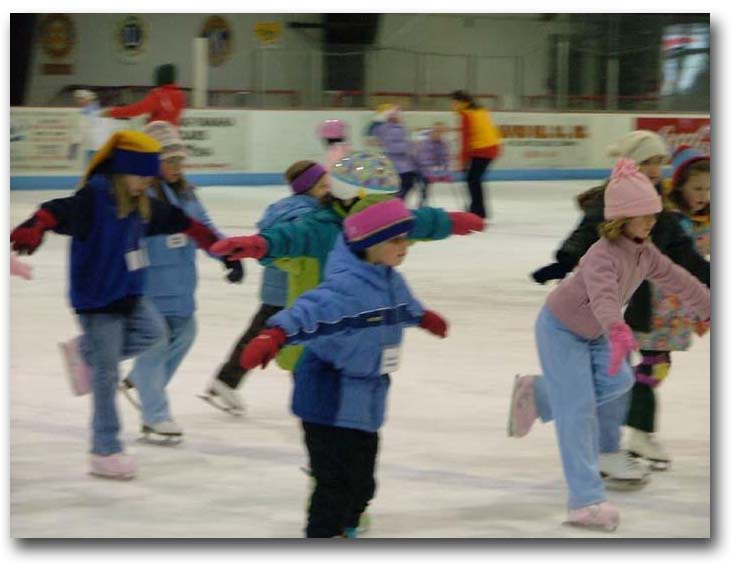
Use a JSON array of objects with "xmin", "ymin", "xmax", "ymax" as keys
[
  {"xmin": 140, "ymin": 420, "xmax": 183, "ymax": 445},
  {"xmin": 507, "ymin": 374, "xmax": 538, "ymax": 438},
  {"xmin": 599, "ymin": 451, "xmax": 651, "ymax": 490},
  {"xmin": 118, "ymin": 378, "xmax": 141, "ymax": 411},
  {"xmin": 198, "ymin": 379, "xmax": 245, "ymax": 416},
  {"xmin": 627, "ymin": 429, "xmax": 671, "ymax": 471},
  {"xmin": 59, "ymin": 336, "xmax": 92, "ymax": 396},
  {"xmin": 89, "ymin": 452, "xmax": 137, "ymax": 480},
  {"xmin": 563, "ymin": 501, "xmax": 619, "ymax": 532}
]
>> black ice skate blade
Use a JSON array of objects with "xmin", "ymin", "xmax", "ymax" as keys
[
  {"xmin": 119, "ymin": 386, "xmax": 141, "ymax": 411},
  {"xmin": 562, "ymin": 520, "xmax": 618, "ymax": 533},
  {"xmin": 89, "ymin": 471, "xmax": 135, "ymax": 481},
  {"xmin": 602, "ymin": 476, "xmax": 651, "ymax": 491},
  {"xmin": 628, "ymin": 451, "xmax": 671, "ymax": 471},
  {"xmin": 138, "ymin": 433, "xmax": 183, "ymax": 446},
  {"xmin": 197, "ymin": 393, "xmax": 245, "ymax": 417}
]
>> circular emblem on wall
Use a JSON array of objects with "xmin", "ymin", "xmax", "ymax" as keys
[
  {"xmin": 201, "ymin": 15, "xmax": 233, "ymax": 67},
  {"xmin": 39, "ymin": 14, "xmax": 76, "ymax": 59},
  {"xmin": 114, "ymin": 15, "xmax": 150, "ymax": 64}
]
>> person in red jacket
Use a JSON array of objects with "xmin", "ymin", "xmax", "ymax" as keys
[{"xmin": 104, "ymin": 64, "xmax": 186, "ymax": 126}]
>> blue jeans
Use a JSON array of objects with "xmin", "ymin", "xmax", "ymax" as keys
[
  {"xmin": 127, "ymin": 315, "xmax": 197, "ymax": 425},
  {"xmin": 534, "ymin": 306, "xmax": 634, "ymax": 509},
  {"xmin": 78, "ymin": 298, "xmax": 167, "ymax": 455}
]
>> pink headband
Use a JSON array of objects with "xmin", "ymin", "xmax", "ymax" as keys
[{"xmin": 291, "ymin": 163, "xmax": 327, "ymax": 194}]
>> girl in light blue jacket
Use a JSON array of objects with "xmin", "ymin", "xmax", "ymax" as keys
[
  {"xmin": 121, "ymin": 122, "xmax": 243, "ymax": 440},
  {"xmin": 240, "ymin": 199, "xmax": 449, "ymax": 538}
]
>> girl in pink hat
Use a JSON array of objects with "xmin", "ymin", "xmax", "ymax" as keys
[{"xmin": 507, "ymin": 158, "xmax": 710, "ymax": 532}]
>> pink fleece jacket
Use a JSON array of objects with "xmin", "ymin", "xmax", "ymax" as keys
[{"xmin": 546, "ymin": 235, "xmax": 710, "ymax": 340}]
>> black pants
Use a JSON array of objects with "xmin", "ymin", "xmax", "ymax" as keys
[
  {"xmin": 397, "ymin": 171, "xmax": 418, "ymax": 201},
  {"xmin": 625, "ymin": 350, "xmax": 672, "ymax": 432},
  {"xmin": 215, "ymin": 303, "xmax": 284, "ymax": 388},
  {"xmin": 303, "ymin": 421, "xmax": 379, "ymax": 538},
  {"xmin": 465, "ymin": 156, "xmax": 491, "ymax": 219},
  {"xmin": 416, "ymin": 174, "xmax": 430, "ymax": 207}
]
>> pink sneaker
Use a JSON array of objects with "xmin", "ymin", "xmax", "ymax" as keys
[
  {"xmin": 564, "ymin": 502, "xmax": 620, "ymax": 532},
  {"xmin": 59, "ymin": 336, "xmax": 92, "ymax": 396},
  {"xmin": 507, "ymin": 374, "xmax": 538, "ymax": 438},
  {"xmin": 89, "ymin": 452, "xmax": 137, "ymax": 480}
]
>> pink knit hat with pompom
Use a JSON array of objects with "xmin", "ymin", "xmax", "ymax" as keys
[{"xmin": 604, "ymin": 158, "xmax": 662, "ymax": 220}]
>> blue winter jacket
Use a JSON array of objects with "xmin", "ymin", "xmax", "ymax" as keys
[
  {"xmin": 257, "ymin": 194, "xmax": 320, "ymax": 306},
  {"xmin": 267, "ymin": 235, "xmax": 425, "ymax": 432},
  {"xmin": 142, "ymin": 181, "xmax": 228, "ymax": 317},
  {"xmin": 373, "ymin": 122, "xmax": 417, "ymax": 174}
]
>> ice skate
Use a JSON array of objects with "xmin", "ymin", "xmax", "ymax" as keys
[
  {"xmin": 118, "ymin": 378, "xmax": 141, "ymax": 411},
  {"xmin": 59, "ymin": 336, "xmax": 92, "ymax": 396},
  {"xmin": 507, "ymin": 374, "xmax": 537, "ymax": 438},
  {"xmin": 627, "ymin": 429, "xmax": 671, "ymax": 471},
  {"xmin": 599, "ymin": 451, "xmax": 651, "ymax": 490},
  {"xmin": 89, "ymin": 452, "xmax": 136, "ymax": 480},
  {"xmin": 198, "ymin": 379, "xmax": 245, "ymax": 416},
  {"xmin": 140, "ymin": 420, "xmax": 183, "ymax": 445},
  {"xmin": 563, "ymin": 501, "xmax": 619, "ymax": 532}
]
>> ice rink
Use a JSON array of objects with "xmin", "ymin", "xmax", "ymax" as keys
[{"xmin": 8, "ymin": 181, "xmax": 710, "ymax": 538}]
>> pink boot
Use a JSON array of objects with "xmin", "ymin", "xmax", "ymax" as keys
[
  {"xmin": 564, "ymin": 502, "xmax": 620, "ymax": 532},
  {"xmin": 507, "ymin": 374, "xmax": 538, "ymax": 438},
  {"xmin": 59, "ymin": 336, "xmax": 92, "ymax": 396},
  {"xmin": 89, "ymin": 452, "xmax": 137, "ymax": 480}
]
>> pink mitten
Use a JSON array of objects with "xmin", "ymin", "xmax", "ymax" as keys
[
  {"xmin": 10, "ymin": 254, "xmax": 32, "ymax": 280},
  {"xmin": 608, "ymin": 322, "xmax": 639, "ymax": 376}
]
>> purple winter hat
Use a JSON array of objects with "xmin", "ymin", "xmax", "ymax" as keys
[{"xmin": 344, "ymin": 199, "xmax": 414, "ymax": 251}]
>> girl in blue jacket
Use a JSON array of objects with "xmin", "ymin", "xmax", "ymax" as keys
[
  {"xmin": 119, "ymin": 121, "xmax": 243, "ymax": 439},
  {"xmin": 240, "ymin": 199, "xmax": 449, "ymax": 538},
  {"xmin": 202, "ymin": 160, "xmax": 331, "ymax": 414},
  {"xmin": 10, "ymin": 131, "xmax": 221, "ymax": 480}
]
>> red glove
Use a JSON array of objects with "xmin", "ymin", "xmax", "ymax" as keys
[
  {"xmin": 10, "ymin": 209, "xmax": 57, "ymax": 255},
  {"xmin": 240, "ymin": 327, "xmax": 287, "ymax": 369},
  {"xmin": 184, "ymin": 219, "xmax": 219, "ymax": 250},
  {"xmin": 210, "ymin": 235, "xmax": 269, "ymax": 261},
  {"xmin": 608, "ymin": 322, "xmax": 639, "ymax": 376},
  {"xmin": 448, "ymin": 212, "xmax": 485, "ymax": 235},
  {"xmin": 419, "ymin": 310, "xmax": 448, "ymax": 338}
]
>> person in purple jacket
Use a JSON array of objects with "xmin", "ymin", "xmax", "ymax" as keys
[
  {"xmin": 372, "ymin": 106, "xmax": 418, "ymax": 200},
  {"xmin": 507, "ymin": 158, "xmax": 710, "ymax": 532},
  {"xmin": 414, "ymin": 122, "xmax": 452, "ymax": 207}
]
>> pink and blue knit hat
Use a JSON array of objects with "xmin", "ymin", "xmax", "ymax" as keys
[
  {"xmin": 671, "ymin": 145, "xmax": 710, "ymax": 186},
  {"xmin": 344, "ymin": 199, "xmax": 414, "ymax": 251}
]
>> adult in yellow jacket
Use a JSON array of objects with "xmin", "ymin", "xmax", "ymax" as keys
[{"xmin": 451, "ymin": 90, "xmax": 502, "ymax": 219}]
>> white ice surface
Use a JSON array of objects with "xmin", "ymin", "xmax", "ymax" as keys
[{"xmin": 9, "ymin": 182, "xmax": 710, "ymax": 538}]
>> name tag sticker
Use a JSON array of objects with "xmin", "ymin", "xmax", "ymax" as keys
[
  {"xmin": 380, "ymin": 346, "xmax": 401, "ymax": 374},
  {"xmin": 166, "ymin": 233, "xmax": 188, "ymax": 249}
]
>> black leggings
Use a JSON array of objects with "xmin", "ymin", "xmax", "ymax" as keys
[
  {"xmin": 215, "ymin": 303, "xmax": 284, "ymax": 388},
  {"xmin": 465, "ymin": 157, "xmax": 491, "ymax": 218},
  {"xmin": 303, "ymin": 421, "xmax": 378, "ymax": 538}
]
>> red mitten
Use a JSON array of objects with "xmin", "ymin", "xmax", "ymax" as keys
[
  {"xmin": 419, "ymin": 310, "xmax": 448, "ymax": 338},
  {"xmin": 210, "ymin": 235, "xmax": 269, "ymax": 261},
  {"xmin": 184, "ymin": 219, "xmax": 219, "ymax": 250},
  {"xmin": 240, "ymin": 327, "xmax": 287, "ymax": 369},
  {"xmin": 448, "ymin": 212, "xmax": 486, "ymax": 235},
  {"xmin": 694, "ymin": 318, "xmax": 710, "ymax": 337},
  {"xmin": 10, "ymin": 209, "xmax": 57, "ymax": 255},
  {"xmin": 608, "ymin": 322, "xmax": 639, "ymax": 376}
]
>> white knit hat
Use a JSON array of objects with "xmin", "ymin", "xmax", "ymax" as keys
[
  {"xmin": 607, "ymin": 130, "xmax": 669, "ymax": 164},
  {"xmin": 143, "ymin": 121, "xmax": 186, "ymax": 161}
]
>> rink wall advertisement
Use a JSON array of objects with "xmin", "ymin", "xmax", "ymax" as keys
[{"xmin": 10, "ymin": 107, "xmax": 710, "ymax": 189}]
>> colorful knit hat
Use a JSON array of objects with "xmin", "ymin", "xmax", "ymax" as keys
[
  {"xmin": 607, "ymin": 130, "xmax": 669, "ymax": 165},
  {"xmin": 144, "ymin": 121, "xmax": 187, "ymax": 161},
  {"xmin": 85, "ymin": 130, "xmax": 161, "ymax": 183},
  {"xmin": 330, "ymin": 150, "xmax": 400, "ymax": 200},
  {"xmin": 671, "ymin": 145, "xmax": 710, "ymax": 186},
  {"xmin": 604, "ymin": 158, "xmax": 662, "ymax": 220},
  {"xmin": 344, "ymin": 198, "xmax": 414, "ymax": 251}
]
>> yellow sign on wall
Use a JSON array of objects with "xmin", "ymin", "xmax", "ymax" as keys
[{"xmin": 253, "ymin": 22, "xmax": 282, "ymax": 45}]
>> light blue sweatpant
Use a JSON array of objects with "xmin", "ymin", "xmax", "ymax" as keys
[{"xmin": 534, "ymin": 306, "xmax": 634, "ymax": 509}]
